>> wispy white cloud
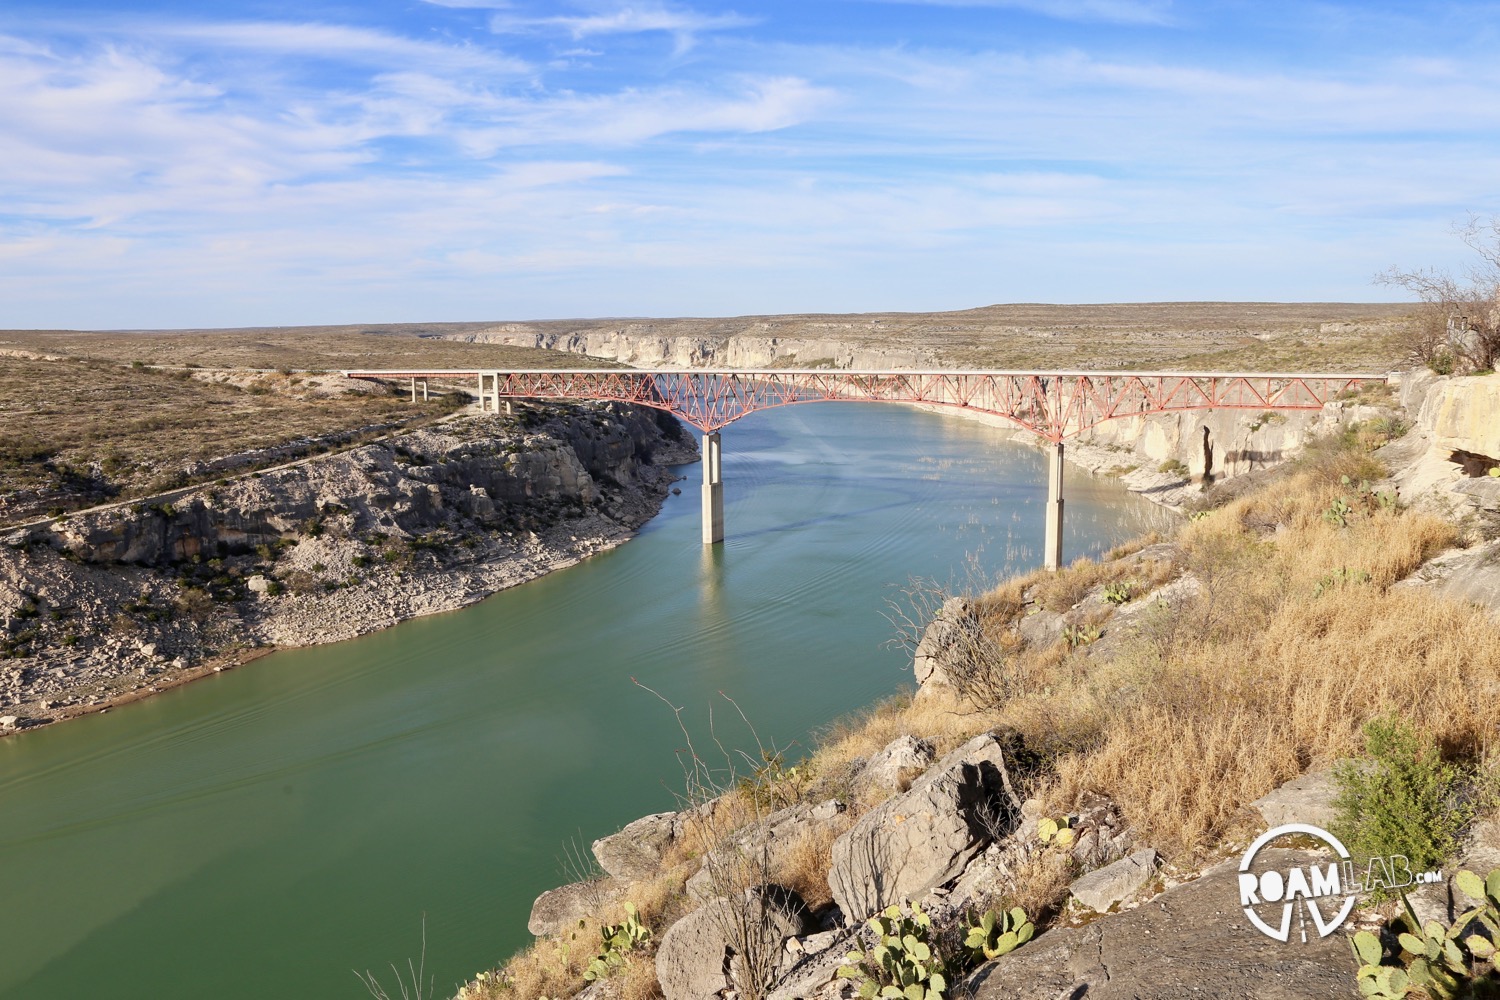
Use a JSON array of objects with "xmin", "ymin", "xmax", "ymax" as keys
[
  {"xmin": 418, "ymin": 0, "xmax": 515, "ymax": 8},
  {"xmin": 157, "ymin": 21, "xmax": 529, "ymax": 73},
  {"xmin": 488, "ymin": 3, "xmax": 756, "ymax": 53},
  {"xmin": 857, "ymin": 0, "xmax": 1176, "ymax": 26},
  {"xmin": 453, "ymin": 76, "xmax": 835, "ymax": 152}
]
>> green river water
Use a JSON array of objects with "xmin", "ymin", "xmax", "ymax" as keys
[{"xmin": 0, "ymin": 404, "xmax": 1167, "ymax": 1000}]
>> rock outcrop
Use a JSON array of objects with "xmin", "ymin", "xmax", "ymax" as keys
[
  {"xmin": 529, "ymin": 880, "xmax": 617, "ymax": 937},
  {"xmin": 1423, "ymin": 374, "xmax": 1500, "ymax": 459},
  {"xmin": 970, "ymin": 849, "xmax": 1358, "ymax": 1000},
  {"xmin": 683, "ymin": 798, "xmax": 847, "ymax": 903},
  {"xmin": 0, "ymin": 402, "xmax": 697, "ymax": 730},
  {"xmin": 449, "ymin": 327, "xmax": 933, "ymax": 372},
  {"xmin": 592, "ymin": 812, "xmax": 678, "ymax": 881},
  {"xmin": 655, "ymin": 887, "xmax": 815, "ymax": 1000},
  {"xmin": 856, "ymin": 735, "xmax": 936, "ymax": 797},
  {"xmin": 829, "ymin": 730, "xmax": 1022, "ymax": 921},
  {"xmin": 911, "ymin": 597, "xmax": 978, "ymax": 698},
  {"xmin": 1251, "ymin": 767, "xmax": 1341, "ymax": 831},
  {"xmin": 1067, "ymin": 847, "xmax": 1158, "ymax": 913}
]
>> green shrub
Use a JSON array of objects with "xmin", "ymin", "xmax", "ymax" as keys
[
  {"xmin": 1333, "ymin": 717, "xmax": 1472, "ymax": 901},
  {"xmin": 1158, "ymin": 459, "xmax": 1190, "ymax": 477},
  {"xmin": 1323, "ymin": 497, "xmax": 1353, "ymax": 527},
  {"xmin": 737, "ymin": 748, "xmax": 809, "ymax": 811},
  {"xmin": 1062, "ymin": 624, "xmax": 1101, "ymax": 648}
]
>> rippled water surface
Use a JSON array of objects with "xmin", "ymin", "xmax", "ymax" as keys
[{"xmin": 0, "ymin": 404, "xmax": 1168, "ymax": 1000}]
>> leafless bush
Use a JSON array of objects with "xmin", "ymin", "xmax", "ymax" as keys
[
  {"xmin": 885, "ymin": 577, "xmax": 1018, "ymax": 710},
  {"xmin": 635, "ymin": 681, "xmax": 806, "ymax": 1000},
  {"xmin": 556, "ymin": 832, "xmax": 612, "ymax": 912},
  {"xmin": 355, "ymin": 919, "xmax": 435, "ymax": 1000},
  {"xmin": 1378, "ymin": 215, "xmax": 1500, "ymax": 371}
]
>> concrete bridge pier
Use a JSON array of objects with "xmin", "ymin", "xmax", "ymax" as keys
[
  {"xmin": 1043, "ymin": 440, "xmax": 1064, "ymax": 571},
  {"xmin": 702, "ymin": 431, "xmax": 724, "ymax": 544},
  {"xmin": 410, "ymin": 377, "xmax": 428, "ymax": 403}
]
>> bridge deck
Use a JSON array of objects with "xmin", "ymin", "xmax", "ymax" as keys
[
  {"xmin": 343, "ymin": 367, "xmax": 1391, "ymax": 379},
  {"xmin": 344, "ymin": 367, "xmax": 1389, "ymax": 439}
]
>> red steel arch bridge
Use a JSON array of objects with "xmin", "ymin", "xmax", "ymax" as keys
[{"xmin": 344, "ymin": 368, "xmax": 1387, "ymax": 569}]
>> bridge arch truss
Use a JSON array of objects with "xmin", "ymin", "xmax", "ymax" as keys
[{"xmin": 344, "ymin": 367, "xmax": 1388, "ymax": 567}]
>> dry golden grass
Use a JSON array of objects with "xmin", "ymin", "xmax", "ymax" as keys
[
  {"xmin": 784, "ymin": 441, "xmax": 1484, "ymax": 867},
  {"xmin": 995, "ymin": 846, "xmax": 1077, "ymax": 923},
  {"xmin": 0, "ymin": 332, "xmax": 600, "ymax": 524},
  {"xmin": 770, "ymin": 813, "xmax": 852, "ymax": 911},
  {"xmin": 480, "ymin": 433, "xmax": 1498, "ymax": 997},
  {"xmin": 475, "ymin": 922, "xmax": 595, "ymax": 1000},
  {"xmin": 628, "ymin": 865, "xmax": 693, "ymax": 932},
  {"xmin": 1042, "ymin": 464, "xmax": 1482, "ymax": 857},
  {"xmin": 474, "ymin": 885, "xmax": 676, "ymax": 1000},
  {"xmin": 612, "ymin": 955, "xmax": 664, "ymax": 1000}
]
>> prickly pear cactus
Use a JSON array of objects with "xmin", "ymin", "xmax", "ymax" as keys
[
  {"xmin": 964, "ymin": 907, "xmax": 1034, "ymax": 961},
  {"xmin": 836, "ymin": 902, "xmax": 949, "ymax": 999},
  {"xmin": 1038, "ymin": 816, "xmax": 1075, "ymax": 847},
  {"xmin": 1346, "ymin": 866, "xmax": 1500, "ymax": 999}
]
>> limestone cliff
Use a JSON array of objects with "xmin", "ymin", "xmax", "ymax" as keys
[
  {"xmin": 447, "ymin": 326, "xmax": 933, "ymax": 370},
  {"xmin": 0, "ymin": 402, "xmax": 697, "ymax": 730}
]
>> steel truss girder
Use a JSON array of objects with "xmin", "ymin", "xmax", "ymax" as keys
[{"xmin": 347, "ymin": 369, "xmax": 1387, "ymax": 440}]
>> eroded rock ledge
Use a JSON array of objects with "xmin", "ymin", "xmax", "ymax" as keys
[{"xmin": 0, "ymin": 402, "xmax": 697, "ymax": 732}]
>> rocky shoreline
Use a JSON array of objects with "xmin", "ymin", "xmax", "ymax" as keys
[
  {"xmin": 475, "ymin": 367, "xmax": 1500, "ymax": 1000},
  {"xmin": 0, "ymin": 401, "xmax": 698, "ymax": 735}
]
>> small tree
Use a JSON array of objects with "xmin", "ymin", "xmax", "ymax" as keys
[{"xmin": 1378, "ymin": 215, "xmax": 1500, "ymax": 371}]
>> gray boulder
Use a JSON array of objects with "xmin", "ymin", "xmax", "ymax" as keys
[
  {"xmin": 1252, "ymin": 767, "xmax": 1341, "ymax": 832},
  {"xmin": 1016, "ymin": 608, "xmax": 1064, "ymax": 648},
  {"xmin": 1068, "ymin": 848, "xmax": 1158, "ymax": 913},
  {"xmin": 912, "ymin": 597, "xmax": 979, "ymax": 695},
  {"xmin": 858, "ymin": 735, "xmax": 936, "ymax": 796},
  {"xmin": 591, "ymin": 811, "xmax": 676, "ymax": 881},
  {"xmin": 829, "ymin": 731, "xmax": 1022, "ymax": 921},
  {"xmin": 1409, "ymin": 814, "xmax": 1500, "ymax": 926},
  {"xmin": 656, "ymin": 887, "xmax": 814, "ymax": 1000},
  {"xmin": 528, "ymin": 879, "xmax": 616, "ymax": 937}
]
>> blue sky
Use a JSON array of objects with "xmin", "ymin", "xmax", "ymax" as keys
[{"xmin": 3, "ymin": 1, "xmax": 1499, "ymax": 328}]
